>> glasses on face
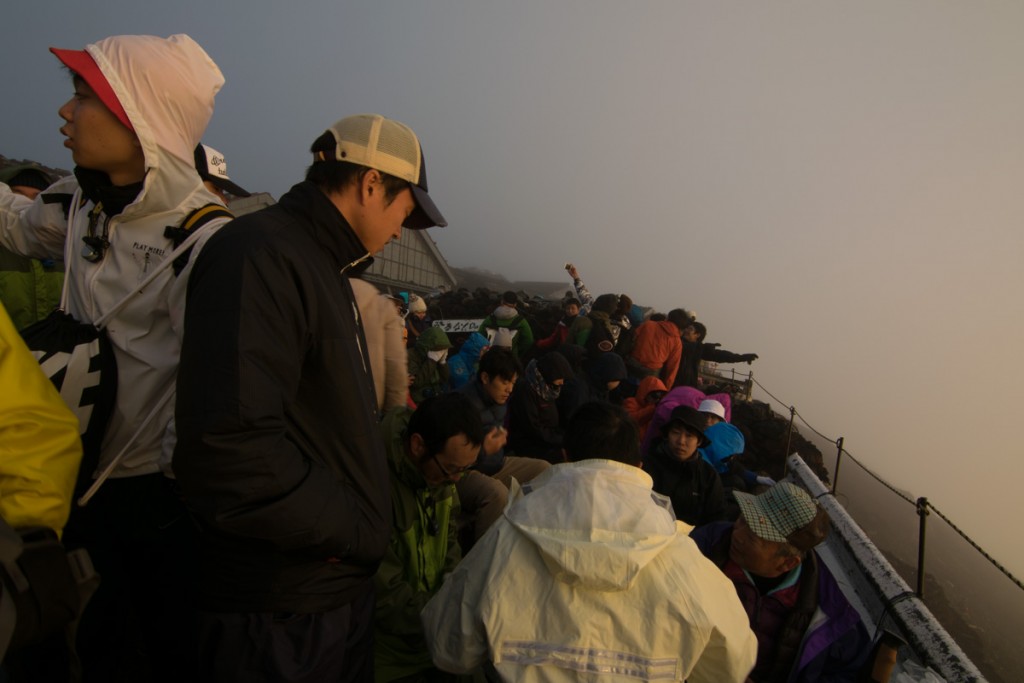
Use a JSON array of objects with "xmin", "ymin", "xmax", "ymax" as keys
[{"xmin": 431, "ymin": 452, "xmax": 472, "ymax": 482}]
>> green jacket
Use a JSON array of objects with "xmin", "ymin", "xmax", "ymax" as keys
[
  {"xmin": 374, "ymin": 408, "xmax": 462, "ymax": 681},
  {"xmin": 407, "ymin": 325, "xmax": 451, "ymax": 405},
  {"xmin": 0, "ymin": 246, "xmax": 63, "ymax": 330},
  {"xmin": 478, "ymin": 309, "xmax": 534, "ymax": 359}
]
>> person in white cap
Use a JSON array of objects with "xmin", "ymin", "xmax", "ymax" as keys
[
  {"xmin": 0, "ymin": 33, "xmax": 228, "ymax": 681},
  {"xmin": 691, "ymin": 482, "xmax": 871, "ymax": 682},
  {"xmin": 173, "ymin": 113, "xmax": 446, "ymax": 681},
  {"xmin": 697, "ymin": 397, "xmax": 728, "ymax": 426},
  {"xmin": 194, "ymin": 143, "xmax": 252, "ymax": 203}
]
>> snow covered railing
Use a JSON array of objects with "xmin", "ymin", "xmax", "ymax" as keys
[{"xmin": 787, "ymin": 454, "xmax": 987, "ymax": 683}]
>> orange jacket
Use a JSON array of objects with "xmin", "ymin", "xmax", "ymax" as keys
[
  {"xmin": 629, "ymin": 320, "xmax": 682, "ymax": 388},
  {"xmin": 623, "ymin": 376, "xmax": 668, "ymax": 442}
]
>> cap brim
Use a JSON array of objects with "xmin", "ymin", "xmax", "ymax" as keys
[
  {"xmin": 406, "ymin": 184, "xmax": 447, "ymax": 229},
  {"xmin": 50, "ymin": 47, "xmax": 134, "ymax": 132},
  {"xmin": 205, "ymin": 176, "xmax": 252, "ymax": 198}
]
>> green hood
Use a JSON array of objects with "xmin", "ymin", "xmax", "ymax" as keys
[{"xmin": 415, "ymin": 325, "xmax": 452, "ymax": 351}]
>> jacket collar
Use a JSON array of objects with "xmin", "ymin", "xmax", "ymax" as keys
[{"xmin": 277, "ymin": 181, "xmax": 373, "ymax": 274}]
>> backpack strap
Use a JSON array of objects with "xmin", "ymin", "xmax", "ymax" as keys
[
  {"xmin": 0, "ymin": 519, "xmax": 25, "ymax": 656},
  {"xmin": 164, "ymin": 204, "xmax": 233, "ymax": 276}
]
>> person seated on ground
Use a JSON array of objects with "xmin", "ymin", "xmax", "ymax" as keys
[
  {"xmin": 698, "ymin": 421, "xmax": 774, "ymax": 520},
  {"xmin": 374, "ymin": 393, "xmax": 484, "ymax": 681},
  {"xmin": 675, "ymin": 321, "xmax": 759, "ymax": 388},
  {"xmin": 408, "ymin": 325, "xmax": 452, "ymax": 405},
  {"xmin": 405, "ymin": 294, "xmax": 431, "ymax": 348},
  {"xmin": 641, "ymin": 385, "xmax": 732, "ymax": 457},
  {"xmin": 455, "ymin": 347, "xmax": 549, "ymax": 546},
  {"xmin": 352, "ymin": 278, "xmax": 409, "ymax": 412},
  {"xmin": 193, "ymin": 143, "xmax": 251, "ymax": 205},
  {"xmin": 0, "ymin": 165, "xmax": 62, "ymax": 330},
  {"xmin": 421, "ymin": 402, "xmax": 757, "ymax": 683},
  {"xmin": 478, "ymin": 290, "xmax": 533, "ymax": 360},
  {"xmin": 507, "ymin": 352, "xmax": 573, "ymax": 464},
  {"xmin": 534, "ymin": 296, "xmax": 580, "ymax": 352},
  {"xmin": 447, "ymin": 331, "xmax": 488, "ymax": 391},
  {"xmin": 627, "ymin": 307, "xmax": 692, "ymax": 389},
  {"xmin": 623, "ymin": 375, "xmax": 668, "ymax": 443},
  {"xmin": 644, "ymin": 405, "xmax": 726, "ymax": 527},
  {"xmin": 557, "ymin": 350, "xmax": 627, "ymax": 422},
  {"xmin": 698, "ymin": 397, "xmax": 727, "ymax": 427},
  {"xmin": 691, "ymin": 482, "xmax": 871, "ymax": 683}
]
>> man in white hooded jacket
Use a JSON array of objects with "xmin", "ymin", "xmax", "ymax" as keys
[
  {"xmin": 0, "ymin": 34, "xmax": 227, "ymax": 681},
  {"xmin": 422, "ymin": 402, "xmax": 757, "ymax": 682}
]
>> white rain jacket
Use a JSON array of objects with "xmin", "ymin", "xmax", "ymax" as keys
[
  {"xmin": 0, "ymin": 34, "xmax": 227, "ymax": 479},
  {"xmin": 422, "ymin": 459, "xmax": 757, "ymax": 682}
]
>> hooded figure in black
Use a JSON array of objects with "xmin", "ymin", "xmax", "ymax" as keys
[
  {"xmin": 507, "ymin": 352, "xmax": 574, "ymax": 464},
  {"xmin": 558, "ymin": 351, "xmax": 627, "ymax": 427}
]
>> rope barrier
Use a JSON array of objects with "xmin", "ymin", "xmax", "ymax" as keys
[
  {"xmin": 928, "ymin": 503, "xmax": 1024, "ymax": 592},
  {"xmin": 835, "ymin": 450, "xmax": 916, "ymax": 508},
  {"xmin": 748, "ymin": 375, "xmax": 1022, "ymax": 592}
]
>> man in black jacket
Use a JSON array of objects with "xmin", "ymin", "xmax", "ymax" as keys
[
  {"xmin": 173, "ymin": 113, "xmax": 446, "ymax": 682},
  {"xmin": 675, "ymin": 321, "xmax": 759, "ymax": 388}
]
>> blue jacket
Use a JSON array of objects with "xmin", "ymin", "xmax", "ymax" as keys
[
  {"xmin": 691, "ymin": 521, "xmax": 871, "ymax": 683},
  {"xmin": 448, "ymin": 332, "xmax": 489, "ymax": 391}
]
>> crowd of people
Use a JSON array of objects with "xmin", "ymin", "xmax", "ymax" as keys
[{"xmin": 0, "ymin": 31, "xmax": 880, "ymax": 683}]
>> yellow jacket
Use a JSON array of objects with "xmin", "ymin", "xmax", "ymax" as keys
[
  {"xmin": 422, "ymin": 460, "xmax": 756, "ymax": 682},
  {"xmin": 0, "ymin": 303, "xmax": 82, "ymax": 535}
]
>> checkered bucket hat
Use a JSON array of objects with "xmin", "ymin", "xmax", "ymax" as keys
[{"xmin": 734, "ymin": 482, "xmax": 829, "ymax": 550}]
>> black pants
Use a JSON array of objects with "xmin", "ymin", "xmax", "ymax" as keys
[
  {"xmin": 197, "ymin": 590, "xmax": 375, "ymax": 683},
  {"xmin": 61, "ymin": 473, "xmax": 200, "ymax": 683}
]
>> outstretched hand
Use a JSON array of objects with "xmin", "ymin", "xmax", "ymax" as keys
[{"xmin": 743, "ymin": 353, "xmax": 759, "ymax": 364}]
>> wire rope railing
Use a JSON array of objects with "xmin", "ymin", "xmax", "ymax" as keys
[{"xmin": 747, "ymin": 375, "xmax": 1024, "ymax": 596}]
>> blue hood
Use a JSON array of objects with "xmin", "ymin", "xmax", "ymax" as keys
[{"xmin": 699, "ymin": 422, "xmax": 745, "ymax": 474}]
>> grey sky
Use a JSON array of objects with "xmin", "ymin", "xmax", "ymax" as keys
[{"xmin": 3, "ymin": 1, "xmax": 1023, "ymax": 576}]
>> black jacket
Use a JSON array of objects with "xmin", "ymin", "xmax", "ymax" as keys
[
  {"xmin": 507, "ymin": 380, "xmax": 564, "ymax": 464},
  {"xmin": 675, "ymin": 340, "xmax": 752, "ymax": 388},
  {"xmin": 174, "ymin": 181, "xmax": 392, "ymax": 612},
  {"xmin": 644, "ymin": 440, "xmax": 725, "ymax": 526}
]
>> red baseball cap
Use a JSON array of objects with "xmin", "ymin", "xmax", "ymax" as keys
[{"xmin": 50, "ymin": 47, "xmax": 134, "ymax": 132}]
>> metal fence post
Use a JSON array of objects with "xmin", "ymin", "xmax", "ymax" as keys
[
  {"xmin": 916, "ymin": 497, "xmax": 930, "ymax": 599},
  {"xmin": 831, "ymin": 437, "xmax": 844, "ymax": 495},
  {"xmin": 783, "ymin": 406, "xmax": 796, "ymax": 477}
]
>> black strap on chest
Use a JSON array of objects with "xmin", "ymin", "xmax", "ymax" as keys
[{"xmin": 163, "ymin": 204, "xmax": 233, "ymax": 276}]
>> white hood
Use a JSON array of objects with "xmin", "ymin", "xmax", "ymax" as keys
[
  {"xmin": 86, "ymin": 34, "xmax": 224, "ymax": 215},
  {"xmin": 506, "ymin": 460, "xmax": 680, "ymax": 592}
]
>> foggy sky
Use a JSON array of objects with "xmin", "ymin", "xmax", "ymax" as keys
[{"xmin": 3, "ymin": 1, "xmax": 1023, "ymax": 577}]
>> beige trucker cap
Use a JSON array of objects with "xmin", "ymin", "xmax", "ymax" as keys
[{"xmin": 318, "ymin": 113, "xmax": 446, "ymax": 229}]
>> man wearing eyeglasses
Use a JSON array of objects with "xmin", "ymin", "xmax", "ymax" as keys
[{"xmin": 374, "ymin": 393, "xmax": 484, "ymax": 681}]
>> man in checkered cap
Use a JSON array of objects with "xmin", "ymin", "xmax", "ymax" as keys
[{"xmin": 691, "ymin": 482, "xmax": 871, "ymax": 683}]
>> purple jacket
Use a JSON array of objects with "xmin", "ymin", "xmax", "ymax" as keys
[{"xmin": 691, "ymin": 521, "xmax": 870, "ymax": 683}]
